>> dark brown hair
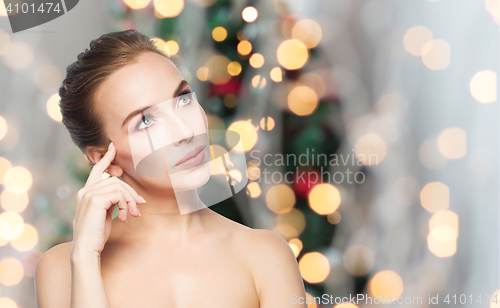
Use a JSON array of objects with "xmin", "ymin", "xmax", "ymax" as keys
[{"xmin": 59, "ymin": 29, "xmax": 170, "ymax": 156}]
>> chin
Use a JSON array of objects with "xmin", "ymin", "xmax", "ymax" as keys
[{"xmin": 169, "ymin": 161, "xmax": 211, "ymax": 192}]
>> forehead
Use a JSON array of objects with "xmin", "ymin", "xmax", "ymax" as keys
[{"xmin": 93, "ymin": 52, "xmax": 184, "ymax": 124}]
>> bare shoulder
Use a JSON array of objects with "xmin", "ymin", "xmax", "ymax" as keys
[
  {"xmin": 35, "ymin": 241, "xmax": 72, "ymax": 307},
  {"xmin": 229, "ymin": 228, "xmax": 306, "ymax": 307},
  {"xmin": 231, "ymin": 228, "xmax": 295, "ymax": 261}
]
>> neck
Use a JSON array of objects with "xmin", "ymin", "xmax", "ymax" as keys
[{"xmin": 118, "ymin": 176, "xmax": 212, "ymax": 240}]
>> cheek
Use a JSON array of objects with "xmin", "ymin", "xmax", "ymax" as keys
[{"xmin": 200, "ymin": 105, "xmax": 208, "ymax": 130}]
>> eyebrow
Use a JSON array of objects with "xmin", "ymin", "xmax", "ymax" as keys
[{"xmin": 121, "ymin": 80, "xmax": 190, "ymax": 128}]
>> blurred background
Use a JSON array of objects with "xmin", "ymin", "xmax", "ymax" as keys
[{"xmin": 0, "ymin": 0, "xmax": 498, "ymax": 307}]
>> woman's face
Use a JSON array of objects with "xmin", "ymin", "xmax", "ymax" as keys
[{"xmin": 92, "ymin": 51, "xmax": 210, "ymax": 194}]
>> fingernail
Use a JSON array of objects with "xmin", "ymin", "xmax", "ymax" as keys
[
  {"xmin": 137, "ymin": 208, "xmax": 141, "ymax": 216},
  {"xmin": 138, "ymin": 195, "xmax": 146, "ymax": 203},
  {"xmin": 108, "ymin": 142, "xmax": 114, "ymax": 151}
]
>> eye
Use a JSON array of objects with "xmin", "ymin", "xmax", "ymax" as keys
[
  {"xmin": 136, "ymin": 115, "xmax": 154, "ymax": 130},
  {"xmin": 177, "ymin": 94, "xmax": 192, "ymax": 109}
]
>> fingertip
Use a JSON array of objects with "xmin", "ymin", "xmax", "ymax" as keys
[
  {"xmin": 138, "ymin": 195, "xmax": 146, "ymax": 204},
  {"xmin": 108, "ymin": 142, "xmax": 114, "ymax": 151}
]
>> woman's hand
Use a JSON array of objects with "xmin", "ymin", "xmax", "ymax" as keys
[{"xmin": 71, "ymin": 142, "xmax": 145, "ymax": 258}]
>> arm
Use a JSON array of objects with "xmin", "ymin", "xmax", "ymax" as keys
[
  {"xmin": 35, "ymin": 242, "xmax": 72, "ymax": 307},
  {"xmin": 69, "ymin": 248, "xmax": 109, "ymax": 308},
  {"xmin": 34, "ymin": 242, "xmax": 110, "ymax": 308},
  {"xmin": 242, "ymin": 229, "xmax": 308, "ymax": 308},
  {"xmin": 36, "ymin": 143, "xmax": 143, "ymax": 307}
]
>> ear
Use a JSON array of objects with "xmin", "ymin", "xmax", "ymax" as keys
[{"xmin": 86, "ymin": 145, "xmax": 124, "ymax": 177}]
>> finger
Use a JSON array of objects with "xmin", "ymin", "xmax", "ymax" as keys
[
  {"xmin": 84, "ymin": 180, "xmax": 140, "ymax": 217},
  {"xmin": 85, "ymin": 176, "xmax": 145, "ymax": 206},
  {"xmin": 91, "ymin": 192, "xmax": 129, "ymax": 223},
  {"xmin": 86, "ymin": 142, "xmax": 116, "ymax": 186},
  {"xmin": 117, "ymin": 178, "xmax": 146, "ymax": 205}
]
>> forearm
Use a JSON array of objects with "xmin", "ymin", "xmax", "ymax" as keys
[{"xmin": 70, "ymin": 250, "xmax": 110, "ymax": 308}]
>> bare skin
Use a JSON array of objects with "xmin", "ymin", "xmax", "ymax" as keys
[{"xmin": 34, "ymin": 52, "xmax": 307, "ymax": 307}]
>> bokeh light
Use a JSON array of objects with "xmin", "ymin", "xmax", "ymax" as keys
[
  {"xmin": 437, "ymin": 127, "xmax": 467, "ymax": 160},
  {"xmin": 223, "ymin": 94, "xmax": 238, "ymax": 108},
  {"xmin": 247, "ymin": 165, "xmax": 261, "ymax": 181},
  {"xmin": 470, "ymin": 70, "xmax": 497, "ymax": 104},
  {"xmin": 0, "ymin": 190, "xmax": 29, "ymax": 213},
  {"xmin": 420, "ymin": 182, "xmax": 449, "ymax": 213},
  {"xmin": 205, "ymin": 54, "xmax": 231, "ymax": 84},
  {"xmin": 0, "ymin": 297, "xmax": 16, "ymax": 308},
  {"xmin": 259, "ymin": 117, "xmax": 275, "ymax": 131},
  {"xmin": 35, "ymin": 64, "xmax": 62, "ymax": 92},
  {"xmin": 270, "ymin": 67, "xmax": 283, "ymax": 82},
  {"xmin": 368, "ymin": 270, "xmax": 404, "ymax": 299},
  {"xmin": 354, "ymin": 134, "xmax": 387, "ymax": 165},
  {"xmin": 277, "ymin": 39, "xmax": 309, "ymax": 70},
  {"xmin": 308, "ymin": 183, "xmax": 341, "ymax": 215},
  {"xmin": 154, "ymin": 0, "xmax": 184, "ymax": 18},
  {"xmin": 242, "ymin": 6, "xmax": 258, "ymax": 22},
  {"xmin": 0, "ymin": 212, "xmax": 24, "ymax": 240},
  {"xmin": 419, "ymin": 138, "xmax": 447, "ymax": 170},
  {"xmin": 249, "ymin": 53, "xmax": 265, "ymax": 68},
  {"xmin": 123, "ymin": 0, "xmax": 151, "ymax": 9},
  {"xmin": 288, "ymin": 238, "xmax": 303, "ymax": 257},
  {"xmin": 10, "ymin": 223, "xmax": 38, "ymax": 251},
  {"xmin": 299, "ymin": 252, "xmax": 330, "ymax": 283},
  {"xmin": 427, "ymin": 232, "xmax": 457, "ymax": 257},
  {"xmin": 212, "ymin": 26, "xmax": 227, "ymax": 42},
  {"xmin": 485, "ymin": 0, "xmax": 500, "ymax": 18},
  {"xmin": 2, "ymin": 41, "xmax": 34, "ymax": 69},
  {"xmin": 287, "ymin": 85, "xmax": 318, "ymax": 116},
  {"xmin": 0, "ymin": 116, "xmax": 7, "ymax": 141},
  {"xmin": 46, "ymin": 93, "xmax": 62, "ymax": 122},
  {"xmin": 297, "ymin": 72, "xmax": 326, "ymax": 99},
  {"xmin": 305, "ymin": 292, "xmax": 318, "ymax": 308},
  {"xmin": 150, "ymin": 37, "xmax": 167, "ymax": 54},
  {"xmin": 237, "ymin": 40, "xmax": 252, "ymax": 55},
  {"xmin": 276, "ymin": 208, "xmax": 306, "ymax": 238},
  {"xmin": 196, "ymin": 67, "xmax": 209, "ymax": 81},
  {"xmin": 0, "ymin": 258, "xmax": 24, "ymax": 286},
  {"xmin": 421, "ymin": 39, "xmax": 450, "ymax": 70},
  {"xmin": 376, "ymin": 93, "xmax": 409, "ymax": 123},
  {"xmin": 429, "ymin": 210, "xmax": 458, "ymax": 241},
  {"xmin": 265, "ymin": 184, "xmax": 296, "ymax": 214},
  {"xmin": 251, "ymin": 75, "xmax": 266, "ymax": 88},
  {"xmin": 227, "ymin": 120, "xmax": 258, "ymax": 152},
  {"xmin": 3, "ymin": 166, "xmax": 33, "ymax": 194},
  {"xmin": 227, "ymin": 61, "xmax": 242, "ymax": 76},
  {"xmin": 334, "ymin": 304, "xmax": 359, "ymax": 308},
  {"xmin": 0, "ymin": 0, "xmax": 6, "ymax": 16},
  {"xmin": 327, "ymin": 211, "xmax": 341, "ymax": 224},
  {"xmin": 165, "ymin": 40, "xmax": 179, "ymax": 56},
  {"xmin": 490, "ymin": 289, "xmax": 500, "ymax": 308},
  {"xmin": 246, "ymin": 182, "xmax": 261, "ymax": 198},
  {"xmin": 0, "ymin": 157, "xmax": 11, "ymax": 185},
  {"xmin": 403, "ymin": 26, "xmax": 433, "ymax": 56},
  {"xmin": 291, "ymin": 19, "xmax": 322, "ymax": 49}
]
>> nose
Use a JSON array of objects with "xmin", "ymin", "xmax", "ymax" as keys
[{"xmin": 169, "ymin": 112, "xmax": 194, "ymax": 146}]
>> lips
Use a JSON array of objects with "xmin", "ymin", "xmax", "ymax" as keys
[{"xmin": 174, "ymin": 145, "xmax": 206, "ymax": 168}]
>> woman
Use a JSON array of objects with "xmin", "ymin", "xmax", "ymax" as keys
[{"xmin": 34, "ymin": 29, "xmax": 307, "ymax": 308}]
